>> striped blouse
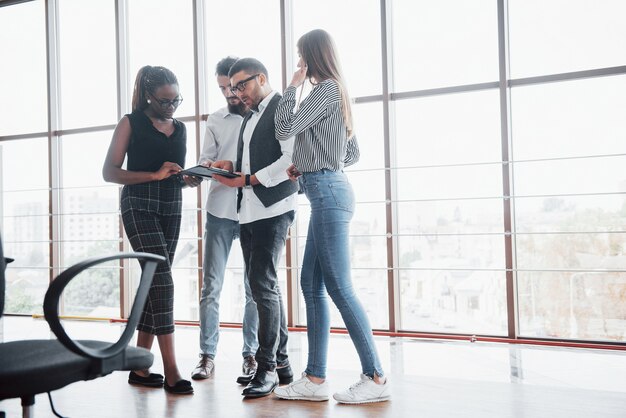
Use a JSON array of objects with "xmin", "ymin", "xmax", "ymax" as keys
[{"xmin": 275, "ymin": 79, "xmax": 359, "ymax": 173}]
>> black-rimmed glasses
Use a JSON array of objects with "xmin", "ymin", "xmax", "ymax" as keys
[
  {"xmin": 150, "ymin": 94, "xmax": 183, "ymax": 109},
  {"xmin": 230, "ymin": 74, "xmax": 260, "ymax": 94}
]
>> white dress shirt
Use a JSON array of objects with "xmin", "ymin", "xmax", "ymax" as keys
[
  {"xmin": 198, "ymin": 107, "xmax": 242, "ymax": 221},
  {"xmin": 239, "ymin": 90, "xmax": 297, "ymax": 225}
]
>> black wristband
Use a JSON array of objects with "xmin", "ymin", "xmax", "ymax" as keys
[{"xmin": 245, "ymin": 174, "xmax": 251, "ymax": 187}]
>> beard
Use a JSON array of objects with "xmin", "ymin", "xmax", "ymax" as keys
[{"xmin": 227, "ymin": 100, "xmax": 248, "ymax": 116}]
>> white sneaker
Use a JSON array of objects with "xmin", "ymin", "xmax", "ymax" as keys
[
  {"xmin": 333, "ymin": 374, "xmax": 391, "ymax": 404},
  {"xmin": 274, "ymin": 372, "xmax": 329, "ymax": 401}
]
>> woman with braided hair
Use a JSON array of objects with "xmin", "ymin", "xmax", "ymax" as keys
[{"xmin": 103, "ymin": 65, "xmax": 200, "ymax": 395}]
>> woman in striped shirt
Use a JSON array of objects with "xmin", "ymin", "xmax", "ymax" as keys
[{"xmin": 274, "ymin": 29, "xmax": 390, "ymax": 404}]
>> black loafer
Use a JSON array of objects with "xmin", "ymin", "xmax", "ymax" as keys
[
  {"xmin": 236, "ymin": 372, "xmax": 255, "ymax": 386},
  {"xmin": 164, "ymin": 379, "xmax": 194, "ymax": 395},
  {"xmin": 237, "ymin": 363, "xmax": 293, "ymax": 386},
  {"xmin": 241, "ymin": 369, "xmax": 278, "ymax": 398},
  {"xmin": 128, "ymin": 371, "xmax": 164, "ymax": 387}
]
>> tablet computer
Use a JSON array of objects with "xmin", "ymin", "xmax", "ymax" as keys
[{"xmin": 180, "ymin": 165, "xmax": 240, "ymax": 179}]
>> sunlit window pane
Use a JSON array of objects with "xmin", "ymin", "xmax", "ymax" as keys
[
  {"xmin": 515, "ymin": 195, "xmax": 626, "ymax": 233},
  {"xmin": 514, "ymin": 156, "xmax": 626, "ymax": 197},
  {"xmin": 57, "ymin": 131, "xmax": 120, "ymax": 316},
  {"xmin": 354, "ymin": 202, "xmax": 387, "ymax": 237},
  {"xmin": 1, "ymin": 137, "xmax": 49, "ymax": 314},
  {"xmin": 352, "ymin": 103, "xmax": 385, "ymax": 170},
  {"xmin": 292, "ymin": 0, "xmax": 381, "ymax": 97},
  {"xmin": 399, "ymin": 269, "xmax": 507, "ymax": 335},
  {"xmin": 397, "ymin": 199, "xmax": 504, "ymax": 236},
  {"xmin": 397, "ymin": 165, "xmax": 503, "ymax": 201},
  {"xmin": 1, "ymin": 138, "xmax": 48, "ymax": 193},
  {"xmin": 518, "ymin": 272, "xmax": 626, "ymax": 342},
  {"xmin": 204, "ymin": 0, "xmax": 281, "ymax": 112},
  {"xmin": 128, "ymin": 0, "xmax": 195, "ymax": 117},
  {"xmin": 349, "ymin": 170, "xmax": 386, "ymax": 203},
  {"xmin": 172, "ymin": 237, "xmax": 199, "ymax": 321},
  {"xmin": 63, "ymin": 267, "xmax": 121, "ymax": 318},
  {"xmin": 391, "ymin": 0, "xmax": 499, "ymax": 91},
  {"xmin": 0, "ymin": 0, "xmax": 47, "ymax": 136},
  {"xmin": 508, "ymin": 0, "xmax": 626, "ymax": 78},
  {"xmin": 182, "ymin": 121, "xmax": 201, "ymax": 216},
  {"xmin": 58, "ymin": 0, "xmax": 117, "ymax": 129},
  {"xmin": 60, "ymin": 131, "xmax": 112, "ymax": 189},
  {"xmin": 511, "ymin": 76, "xmax": 626, "ymax": 160},
  {"xmin": 395, "ymin": 91, "xmax": 502, "ymax": 167},
  {"xmin": 398, "ymin": 235, "xmax": 505, "ymax": 270},
  {"xmin": 2, "ymin": 264, "xmax": 48, "ymax": 316},
  {"xmin": 517, "ymin": 233, "xmax": 626, "ymax": 271}
]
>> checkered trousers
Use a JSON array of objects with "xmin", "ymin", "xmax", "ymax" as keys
[{"xmin": 121, "ymin": 179, "xmax": 182, "ymax": 335}]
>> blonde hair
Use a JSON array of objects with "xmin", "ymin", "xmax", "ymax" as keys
[{"xmin": 297, "ymin": 29, "xmax": 354, "ymax": 138}]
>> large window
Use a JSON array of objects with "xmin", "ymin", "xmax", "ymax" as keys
[
  {"xmin": 508, "ymin": 0, "xmax": 626, "ymax": 78},
  {"xmin": 58, "ymin": 0, "xmax": 117, "ymax": 129},
  {"xmin": 128, "ymin": 0, "xmax": 196, "ymax": 118},
  {"xmin": 1, "ymin": 137, "xmax": 49, "ymax": 315},
  {"xmin": 511, "ymin": 75, "xmax": 626, "ymax": 340},
  {"xmin": 58, "ymin": 131, "xmax": 120, "ymax": 317},
  {"xmin": 394, "ymin": 90, "xmax": 507, "ymax": 335},
  {"xmin": 2, "ymin": 0, "xmax": 626, "ymax": 346},
  {"xmin": 392, "ymin": 0, "xmax": 499, "ymax": 91},
  {"xmin": 0, "ymin": 1, "xmax": 47, "ymax": 136},
  {"xmin": 292, "ymin": 0, "xmax": 382, "ymax": 97}
]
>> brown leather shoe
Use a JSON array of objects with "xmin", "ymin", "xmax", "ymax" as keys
[
  {"xmin": 191, "ymin": 354, "xmax": 215, "ymax": 380},
  {"xmin": 242, "ymin": 355, "xmax": 257, "ymax": 375},
  {"xmin": 236, "ymin": 355, "xmax": 257, "ymax": 385}
]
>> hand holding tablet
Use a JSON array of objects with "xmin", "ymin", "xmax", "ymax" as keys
[{"xmin": 180, "ymin": 165, "xmax": 239, "ymax": 179}]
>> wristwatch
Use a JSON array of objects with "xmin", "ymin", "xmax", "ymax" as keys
[{"xmin": 244, "ymin": 174, "xmax": 251, "ymax": 188}]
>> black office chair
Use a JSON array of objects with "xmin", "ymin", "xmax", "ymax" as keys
[{"xmin": 0, "ymin": 236, "xmax": 165, "ymax": 417}]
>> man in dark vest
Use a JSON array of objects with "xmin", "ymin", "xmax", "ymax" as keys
[{"xmin": 212, "ymin": 58, "xmax": 297, "ymax": 398}]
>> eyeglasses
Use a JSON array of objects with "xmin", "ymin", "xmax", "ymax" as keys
[
  {"xmin": 230, "ymin": 74, "xmax": 260, "ymax": 94},
  {"xmin": 149, "ymin": 94, "xmax": 183, "ymax": 109}
]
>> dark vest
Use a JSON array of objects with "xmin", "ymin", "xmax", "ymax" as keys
[{"xmin": 236, "ymin": 93, "xmax": 299, "ymax": 211}]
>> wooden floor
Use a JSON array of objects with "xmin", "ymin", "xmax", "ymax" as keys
[{"xmin": 1, "ymin": 316, "xmax": 626, "ymax": 418}]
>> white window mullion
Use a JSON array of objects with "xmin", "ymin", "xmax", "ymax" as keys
[{"xmin": 46, "ymin": 0, "xmax": 62, "ymax": 290}]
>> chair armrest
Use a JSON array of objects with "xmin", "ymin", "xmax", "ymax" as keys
[{"xmin": 43, "ymin": 252, "xmax": 165, "ymax": 361}]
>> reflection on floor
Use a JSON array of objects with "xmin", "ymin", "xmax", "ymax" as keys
[{"xmin": 1, "ymin": 316, "xmax": 625, "ymax": 418}]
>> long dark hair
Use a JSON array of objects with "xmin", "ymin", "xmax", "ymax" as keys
[
  {"xmin": 297, "ymin": 29, "xmax": 353, "ymax": 138},
  {"xmin": 131, "ymin": 65, "xmax": 178, "ymax": 112}
]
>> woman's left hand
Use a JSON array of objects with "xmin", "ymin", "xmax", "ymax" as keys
[
  {"xmin": 290, "ymin": 65, "xmax": 307, "ymax": 88},
  {"xmin": 182, "ymin": 175, "xmax": 202, "ymax": 188}
]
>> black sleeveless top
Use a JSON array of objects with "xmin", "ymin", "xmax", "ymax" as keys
[
  {"xmin": 126, "ymin": 110, "xmax": 186, "ymax": 172},
  {"xmin": 120, "ymin": 110, "xmax": 186, "ymax": 216}
]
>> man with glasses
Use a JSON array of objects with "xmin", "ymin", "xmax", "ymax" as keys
[
  {"xmin": 212, "ymin": 58, "xmax": 296, "ymax": 398},
  {"xmin": 191, "ymin": 57, "xmax": 260, "ymax": 384}
]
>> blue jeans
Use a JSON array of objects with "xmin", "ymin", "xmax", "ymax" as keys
[
  {"xmin": 300, "ymin": 170, "xmax": 384, "ymax": 379},
  {"xmin": 240, "ymin": 211, "xmax": 293, "ymax": 370},
  {"xmin": 199, "ymin": 213, "xmax": 259, "ymax": 358}
]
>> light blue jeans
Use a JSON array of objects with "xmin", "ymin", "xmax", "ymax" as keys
[
  {"xmin": 199, "ymin": 213, "xmax": 259, "ymax": 358},
  {"xmin": 299, "ymin": 170, "xmax": 384, "ymax": 379}
]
